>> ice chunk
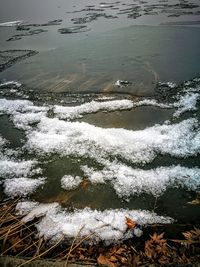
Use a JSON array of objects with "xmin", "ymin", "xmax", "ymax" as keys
[
  {"xmin": 26, "ymin": 117, "xmax": 200, "ymax": 164},
  {"xmin": 12, "ymin": 111, "xmax": 47, "ymax": 130},
  {"xmin": 0, "ymin": 159, "xmax": 41, "ymax": 178},
  {"xmin": 4, "ymin": 177, "xmax": 45, "ymax": 197},
  {"xmin": 174, "ymin": 92, "xmax": 200, "ymax": 117},
  {"xmin": 0, "ymin": 81, "xmax": 22, "ymax": 88},
  {"xmin": 82, "ymin": 164, "xmax": 200, "ymax": 197},
  {"xmin": 21, "ymin": 202, "xmax": 60, "ymax": 222},
  {"xmin": 54, "ymin": 99, "xmax": 133, "ymax": 120},
  {"xmin": 16, "ymin": 201, "xmax": 39, "ymax": 216},
  {"xmin": 0, "ymin": 21, "xmax": 24, "ymax": 27},
  {"xmin": 0, "ymin": 136, "xmax": 6, "ymax": 148},
  {"xmin": 18, "ymin": 202, "xmax": 173, "ymax": 243},
  {"xmin": 61, "ymin": 175, "xmax": 82, "ymax": 190}
]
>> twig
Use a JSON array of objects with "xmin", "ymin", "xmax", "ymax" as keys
[
  {"xmin": 64, "ymin": 226, "xmax": 84, "ymax": 267},
  {"xmin": 17, "ymin": 236, "xmax": 64, "ymax": 267}
]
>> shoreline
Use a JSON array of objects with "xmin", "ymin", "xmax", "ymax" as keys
[{"xmin": 0, "ymin": 199, "xmax": 199, "ymax": 267}]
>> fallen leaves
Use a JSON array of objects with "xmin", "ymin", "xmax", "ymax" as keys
[
  {"xmin": 125, "ymin": 217, "xmax": 136, "ymax": 229},
  {"xmin": 145, "ymin": 233, "xmax": 169, "ymax": 263},
  {"xmin": 97, "ymin": 254, "xmax": 116, "ymax": 267},
  {"xmin": 182, "ymin": 227, "xmax": 200, "ymax": 244},
  {"xmin": 1, "ymin": 200, "xmax": 200, "ymax": 266}
]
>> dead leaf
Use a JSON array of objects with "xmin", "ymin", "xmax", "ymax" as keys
[
  {"xmin": 97, "ymin": 254, "xmax": 116, "ymax": 267},
  {"xmin": 125, "ymin": 216, "xmax": 136, "ymax": 229},
  {"xmin": 145, "ymin": 232, "xmax": 168, "ymax": 260}
]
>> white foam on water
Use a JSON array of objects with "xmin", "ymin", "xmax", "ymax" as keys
[
  {"xmin": 82, "ymin": 164, "xmax": 200, "ymax": 198},
  {"xmin": 0, "ymin": 159, "xmax": 41, "ymax": 178},
  {"xmin": 18, "ymin": 201, "xmax": 173, "ymax": 243},
  {"xmin": 4, "ymin": 177, "xmax": 45, "ymax": 197},
  {"xmin": 0, "ymin": 21, "xmax": 24, "ymax": 27},
  {"xmin": 54, "ymin": 99, "xmax": 133, "ymax": 120},
  {"xmin": 26, "ymin": 117, "xmax": 200, "ymax": 164},
  {"xmin": 61, "ymin": 175, "xmax": 82, "ymax": 190}
]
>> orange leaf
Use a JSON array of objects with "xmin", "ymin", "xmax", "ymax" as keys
[
  {"xmin": 125, "ymin": 216, "xmax": 136, "ymax": 229},
  {"xmin": 97, "ymin": 254, "xmax": 116, "ymax": 267}
]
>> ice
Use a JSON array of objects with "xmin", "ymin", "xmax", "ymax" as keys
[
  {"xmin": 174, "ymin": 92, "xmax": 200, "ymax": 117},
  {"xmin": 82, "ymin": 164, "xmax": 200, "ymax": 197},
  {"xmin": 0, "ymin": 81, "xmax": 22, "ymax": 88},
  {"xmin": 12, "ymin": 111, "xmax": 48, "ymax": 130},
  {"xmin": 0, "ymin": 136, "xmax": 6, "ymax": 148},
  {"xmin": 54, "ymin": 92, "xmax": 199, "ymax": 120},
  {"xmin": 4, "ymin": 177, "xmax": 45, "ymax": 197},
  {"xmin": 26, "ymin": 117, "xmax": 200, "ymax": 164},
  {"xmin": 0, "ymin": 159, "xmax": 41, "ymax": 178},
  {"xmin": 0, "ymin": 98, "xmax": 48, "ymax": 115},
  {"xmin": 0, "ymin": 21, "xmax": 24, "ymax": 27},
  {"xmin": 54, "ymin": 99, "xmax": 133, "ymax": 120},
  {"xmin": 0, "ymin": 98, "xmax": 33, "ymax": 114},
  {"xmin": 61, "ymin": 175, "xmax": 82, "ymax": 190},
  {"xmin": 16, "ymin": 201, "xmax": 39, "ymax": 216},
  {"xmin": 18, "ymin": 202, "xmax": 173, "ymax": 242},
  {"xmin": 0, "ymin": 98, "xmax": 49, "ymax": 130},
  {"xmin": 21, "ymin": 202, "xmax": 60, "ymax": 222},
  {"xmin": 134, "ymin": 99, "xmax": 172, "ymax": 109}
]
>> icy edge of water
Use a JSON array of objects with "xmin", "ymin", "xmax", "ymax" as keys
[{"xmin": 16, "ymin": 201, "xmax": 173, "ymax": 243}]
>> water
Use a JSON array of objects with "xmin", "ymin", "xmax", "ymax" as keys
[{"xmin": 0, "ymin": 0, "xmax": 200, "ymax": 242}]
